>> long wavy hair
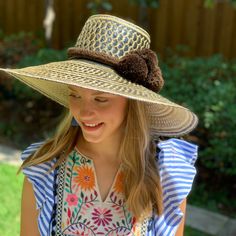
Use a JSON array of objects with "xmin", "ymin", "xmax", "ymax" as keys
[{"xmin": 19, "ymin": 99, "xmax": 163, "ymax": 220}]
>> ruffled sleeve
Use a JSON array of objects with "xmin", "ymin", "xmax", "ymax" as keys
[
  {"xmin": 21, "ymin": 141, "xmax": 57, "ymax": 236},
  {"xmin": 148, "ymin": 138, "xmax": 198, "ymax": 236}
]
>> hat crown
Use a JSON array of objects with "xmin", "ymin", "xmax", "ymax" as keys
[{"xmin": 75, "ymin": 14, "xmax": 151, "ymax": 59}]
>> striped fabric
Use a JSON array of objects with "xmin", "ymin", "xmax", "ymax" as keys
[
  {"xmin": 21, "ymin": 141, "xmax": 57, "ymax": 236},
  {"xmin": 147, "ymin": 138, "xmax": 198, "ymax": 236},
  {"xmin": 21, "ymin": 138, "xmax": 198, "ymax": 236}
]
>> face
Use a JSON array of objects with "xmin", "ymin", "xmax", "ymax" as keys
[{"xmin": 68, "ymin": 85, "xmax": 128, "ymax": 144}]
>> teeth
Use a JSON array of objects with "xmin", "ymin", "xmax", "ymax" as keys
[{"xmin": 84, "ymin": 123, "xmax": 100, "ymax": 127}]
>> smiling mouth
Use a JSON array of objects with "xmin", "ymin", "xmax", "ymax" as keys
[
  {"xmin": 83, "ymin": 122, "xmax": 103, "ymax": 127},
  {"xmin": 82, "ymin": 122, "xmax": 104, "ymax": 131}
]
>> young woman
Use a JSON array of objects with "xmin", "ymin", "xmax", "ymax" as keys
[{"xmin": 1, "ymin": 14, "xmax": 198, "ymax": 236}]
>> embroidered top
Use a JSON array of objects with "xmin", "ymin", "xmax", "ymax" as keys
[
  {"xmin": 54, "ymin": 147, "xmax": 147, "ymax": 235},
  {"xmin": 21, "ymin": 138, "xmax": 198, "ymax": 236}
]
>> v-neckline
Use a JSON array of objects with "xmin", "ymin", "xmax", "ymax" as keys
[{"xmin": 74, "ymin": 146, "xmax": 121, "ymax": 203}]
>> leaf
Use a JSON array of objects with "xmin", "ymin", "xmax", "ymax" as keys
[
  {"xmin": 114, "ymin": 196, "xmax": 117, "ymax": 202},
  {"xmin": 81, "ymin": 191, "xmax": 84, "ymax": 199},
  {"xmin": 204, "ymin": 0, "xmax": 215, "ymax": 8},
  {"xmin": 65, "ymin": 188, "xmax": 70, "ymax": 193},
  {"xmin": 101, "ymin": 2, "xmax": 112, "ymax": 11},
  {"xmin": 67, "ymin": 208, "xmax": 71, "ymax": 218},
  {"xmin": 121, "ymin": 219, "xmax": 126, "ymax": 225}
]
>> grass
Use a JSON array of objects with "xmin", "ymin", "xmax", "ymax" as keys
[
  {"xmin": 0, "ymin": 163, "xmax": 212, "ymax": 236},
  {"xmin": 185, "ymin": 226, "xmax": 212, "ymax": 236},
  {"xmin": 0, "ymin": 163, "xmax": 24, "ymax": 236}
]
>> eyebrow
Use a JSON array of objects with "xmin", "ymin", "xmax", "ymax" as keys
[{"xmin": 68, "ymin": 87, "xmax": 108, "ymax": 95}]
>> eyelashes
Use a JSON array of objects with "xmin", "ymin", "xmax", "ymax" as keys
[
  {"xmin": 69, "ymin": 94, "xmax": 80, "ymax": 98},
  {"xmin": 69, "ymin": 94, "xmax": 108, "ymax": 103}
]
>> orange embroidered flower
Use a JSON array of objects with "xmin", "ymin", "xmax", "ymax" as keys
[
  {"xmin": 74, "ymin": 166, "xmax": 95, "ymax": 191},
  {"xmin": 114, "ymin": 171, "xmax": 124, "ymax": 194}
]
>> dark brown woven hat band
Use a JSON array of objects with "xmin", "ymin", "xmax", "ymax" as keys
[{"xmin": 67, "ymin": 48, "xmax": 164, "ymax": 93}]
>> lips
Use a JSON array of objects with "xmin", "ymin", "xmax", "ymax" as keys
[
  {"xmin": 81, "ymin": 122, "xmax": 104, "ymax": 132},
  {"xmin": 83, "ymin": 122, "xmax": 102, "ymax": 127}
]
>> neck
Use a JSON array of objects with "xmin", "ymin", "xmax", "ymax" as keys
[{"xmin": 76, "ymin": 132, "xmax": 123, "ymax": 164}]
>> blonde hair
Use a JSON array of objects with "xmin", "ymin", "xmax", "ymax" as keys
[{"xmin": 19, "ymin": 99, "xmax": 163, "ymax": 220}]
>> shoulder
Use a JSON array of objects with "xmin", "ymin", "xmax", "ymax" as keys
[
  {"xmin": 20, "ymin": 141, "xmax": 57, "ymax": 210},
  {"xmin": 156, "ymin": 138, "xmax": 198, "ymax": 194},
  {"xmin": 157, "ymin": 138, "xmax": 198, "ymax": 166},
  {"xmin": 21, "ymin": 141, "xmax": 45, "ymax": 161},
  {"xmin": 151, "ymin": 138, "xmax": 198, "ymax": 235}
]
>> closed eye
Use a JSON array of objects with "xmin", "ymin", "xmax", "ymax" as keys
[
  {"xmin": 69, "ymin": 94, "xmax": 81, "ymax": 99},
  {"xmin": 95, "ymin": 97, "xmax": 108, "ymax": 103},
  {"xmin": 69, "ymin": 94, "xmax": 107, "ymax": 102}
]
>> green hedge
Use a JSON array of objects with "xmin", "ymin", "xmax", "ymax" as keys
[{"xmin": 160, "ymin": 52, "xmax": 236, "ymax": 176}]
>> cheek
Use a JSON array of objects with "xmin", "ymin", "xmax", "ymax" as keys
[
  {"xmin": 106, "ymin": 100, "xmax": 127, "ymax": 123},
  {"xmin": 69, "ymin": 100, "xmax": 80, "ymax": 116}
]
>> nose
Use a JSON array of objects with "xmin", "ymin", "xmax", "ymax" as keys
[{"xmin": 78, "ymin": 100, "xmax": 95, "ymax": 118}]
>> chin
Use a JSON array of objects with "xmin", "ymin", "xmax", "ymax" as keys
[{"xmin": 82, "ymin": 134, "xmax": 104, "ymax": 144}]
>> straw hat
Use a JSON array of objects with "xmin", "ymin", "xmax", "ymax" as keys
[{"xmin": 0, "ymin": 14, "xmax": 198, "ymax": 137}]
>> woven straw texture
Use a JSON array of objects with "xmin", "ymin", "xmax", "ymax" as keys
[
  {"xmin": 0, "ymin": 14, "xmax": 198, "ymax": 136},
  {"xmin": 75, "ymin": 14, "xmax": 150, "ymax": 58}
]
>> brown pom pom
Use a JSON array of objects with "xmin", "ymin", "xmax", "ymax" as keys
[
  {"xmin": 115, "ymin": 53, "xmax": 148, "ymax": 84},
  {"xmin": 116, "ymin": 49, "xmax": 164, "ymax": 92},
  {"xmin": 136, "ymin": 49, "xmax": 164, "ymax": 92}
]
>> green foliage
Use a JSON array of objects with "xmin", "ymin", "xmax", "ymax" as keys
[
  {"xmin": 185, "ymin": 227, "xmax": 212, "ymax": 236},
  {"xmin": 87, "ymin": 0, "xmax": 112, "ymax": 14},
  {"xmin": 128, "ymin": 0, "xmax": 159, "ymax": 8},
  {"xmin": 160, "ymin": 52, "xmax": 236, "ymax": 176},
  {"xmin": 0, "ymin": 30, "xmax": 44, "ymax": 67},
  {"xmin": 17, "ymin": 48, "xmax": 67, "ymax": 67},
  {"xmin": 204, "ymin": 0, "xmax": 236, "ymax": 8},
  {"xmin": 189, "ymin": 182, "xmax": 236, "ymax": 217},
  {"xmin": 86, "ymin": 0, "xmax": 159, "ymax": 13}
]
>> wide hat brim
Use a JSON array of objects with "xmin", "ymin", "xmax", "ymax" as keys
[{"xmin": 0, "ymin": 59, "xmax": 198, "ymax": 137}]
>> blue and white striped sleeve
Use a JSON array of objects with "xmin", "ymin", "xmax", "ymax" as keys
[
  {"xmin": 21, "ymin": 141, "xmax": 50, "ymax": 209},
  {"xmin": 149, "ymin": 138, "xmax": 198, "ymax": 236},
  {"xmin": 21, "ymin": 141, "xmax": 56, "ymax": 236}
]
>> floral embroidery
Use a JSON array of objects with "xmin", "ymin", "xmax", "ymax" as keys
[
  {"xmin": 74, "ymin": 165, "xmax": 95, "ymax": 191},
  {"xmin": 92, "ymin": 207, "xmax": 112, "ymax": 226},
  {"xmin": 60, "ymin": 149, "xmax": 143, "ymax": 235},
  {"xmin": 66, "ymin": 194, "xmax": 78, "ymax": 206}
]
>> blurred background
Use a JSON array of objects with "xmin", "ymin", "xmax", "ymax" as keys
[{"xmin": 0, "ymin": 0, "xmax": 236, "ymax": 235}]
